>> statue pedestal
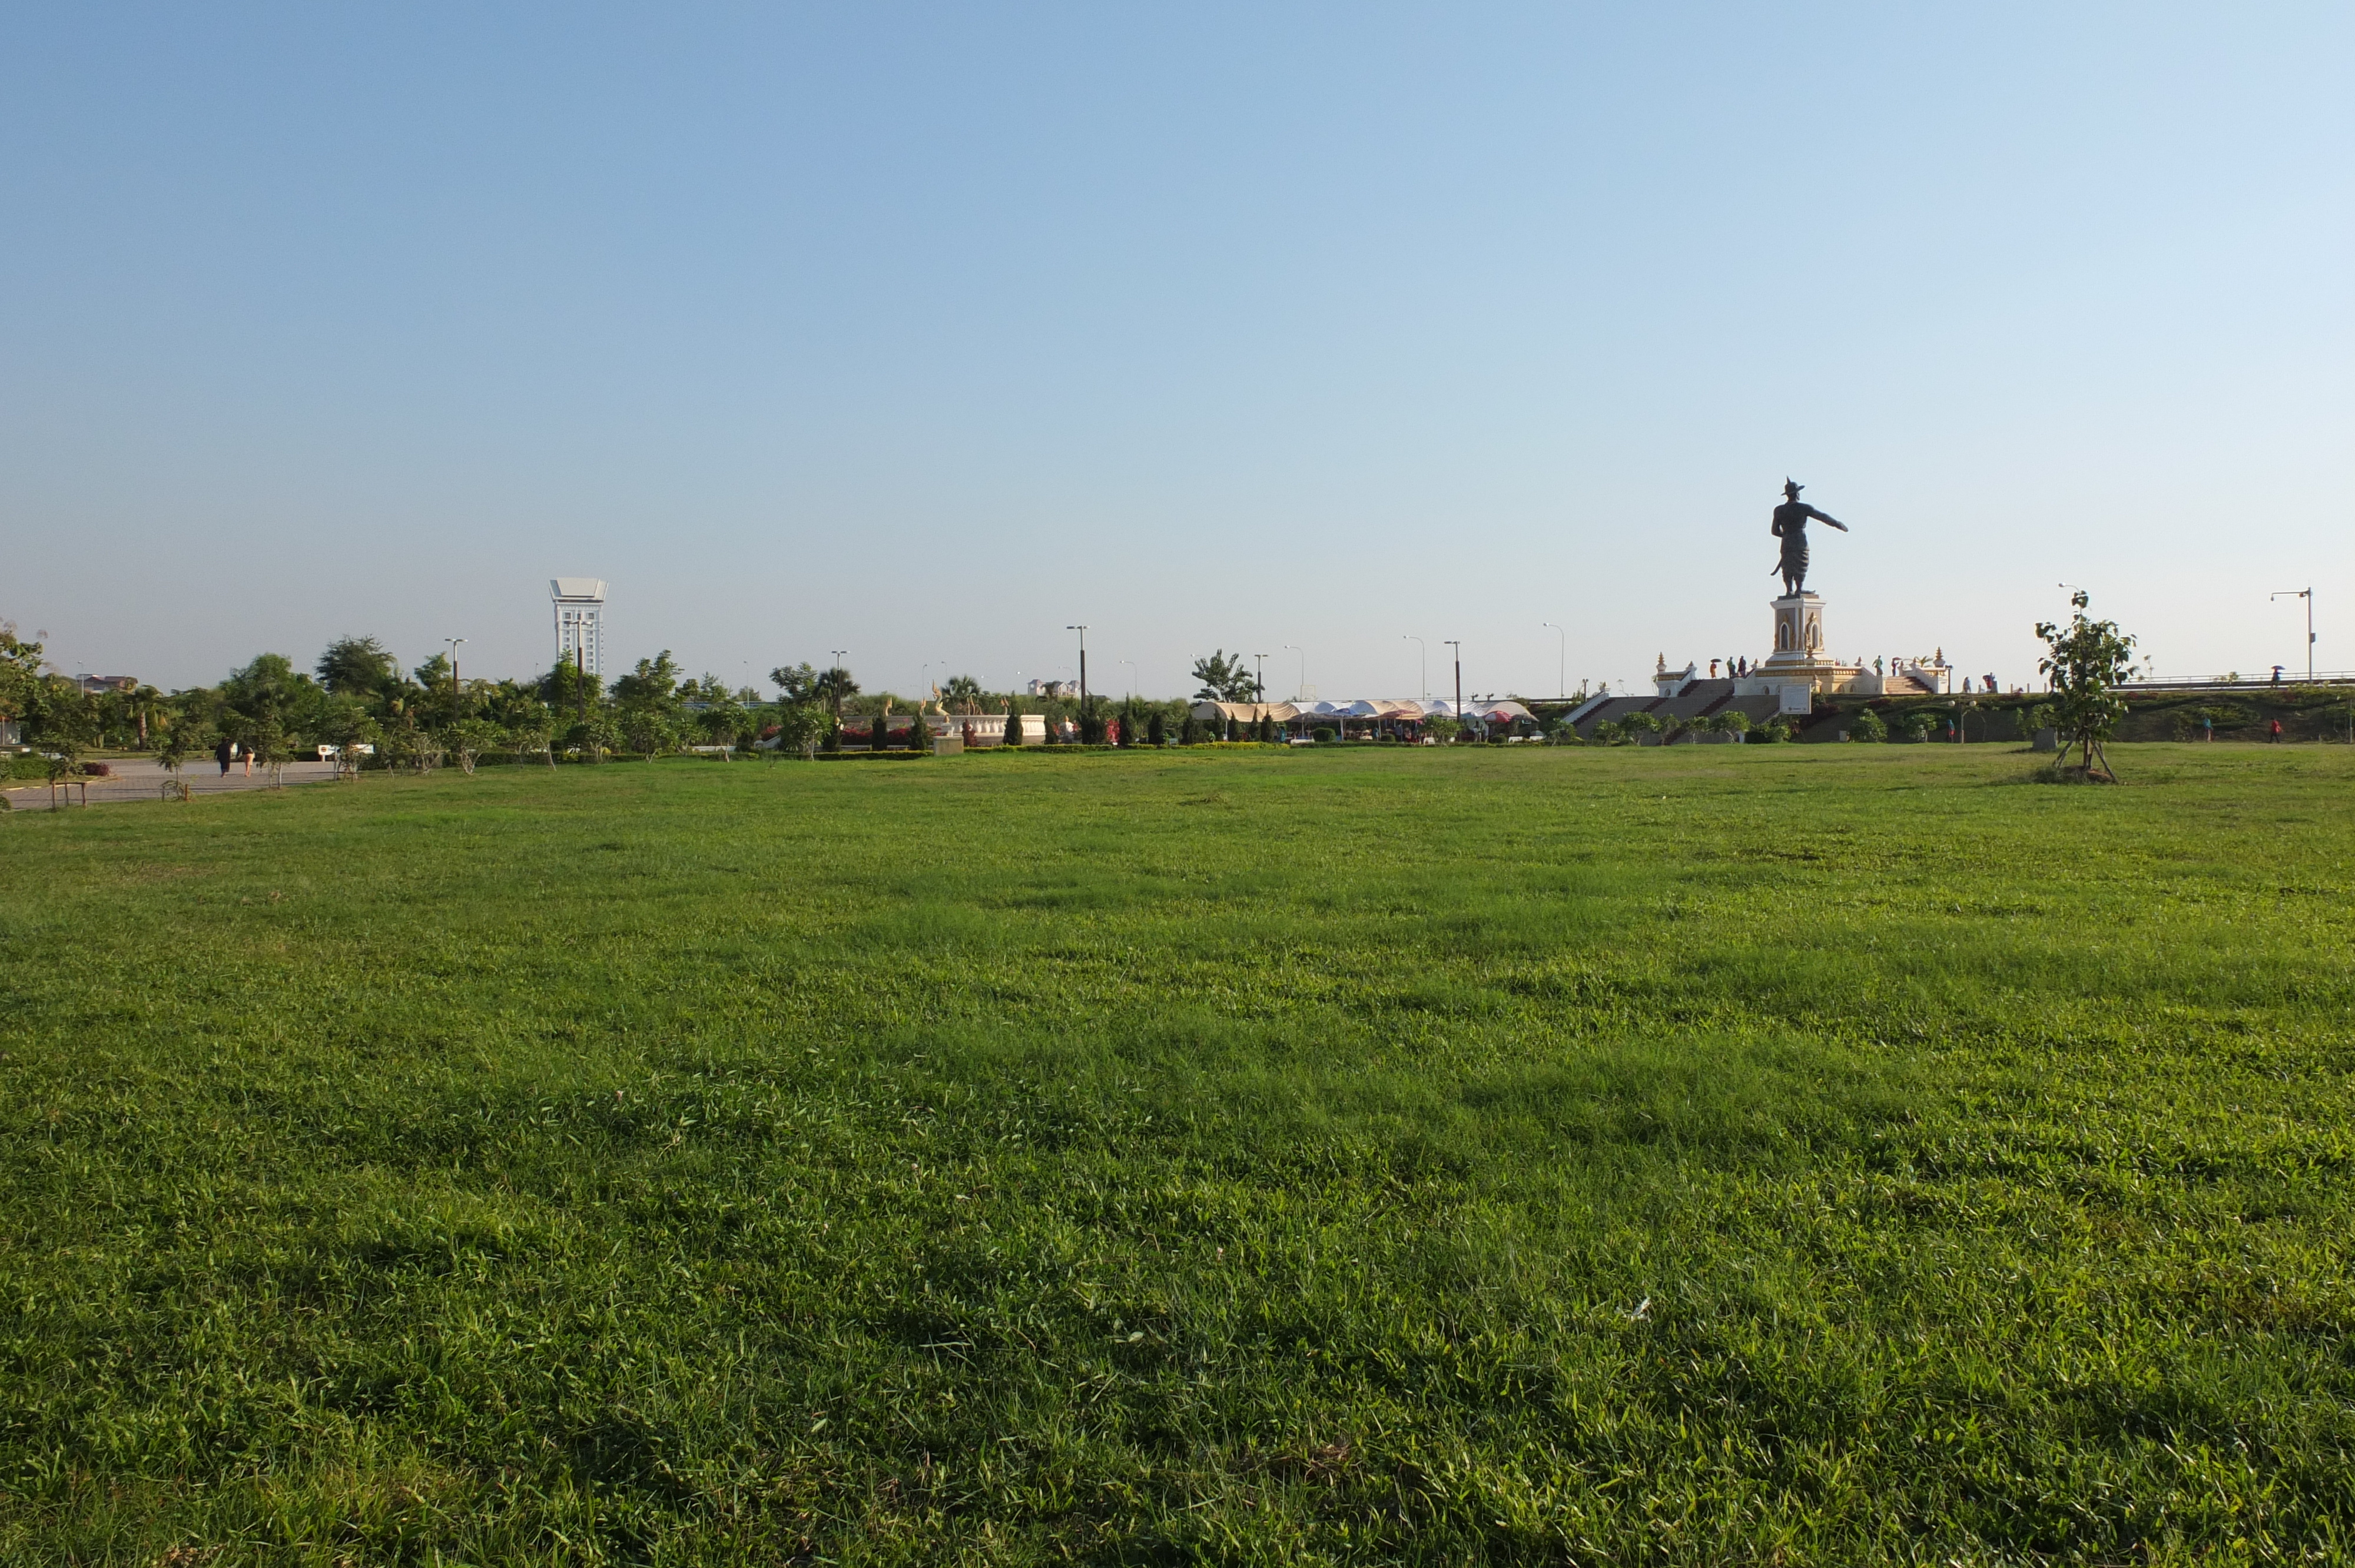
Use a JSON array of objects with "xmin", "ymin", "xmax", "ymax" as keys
[{"xmin": 1737, "ymin": 593, "xmax": 1868, "ymax": 703}]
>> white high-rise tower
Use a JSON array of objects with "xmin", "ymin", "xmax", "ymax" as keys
[{"xmin": 550, "ymin": 579, "xmax": 606, "ymax": 677}]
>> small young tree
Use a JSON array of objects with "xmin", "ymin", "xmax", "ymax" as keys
[
  {"xmin": 772, "ymin": 703, "xmax": 826, "ymax": 759},
  {"xmin": 322, "ymin": 703, "xmax": 382, "ymax": 779},
  {"xmin": 244, "ymin": 713, "xmax": 291, "ymax": 786},
  {"xmin": 1618, "ymin": 710, "xmax": 1661, "ymax": 742},
  {"xmin": 2035, "ymin": 591, "xmax": 2135, "ymax": 779},
  {"xmin": 34, "ymin": 687, "xmax": 98, "ymax": 805},
  {"xmin": 443, "ymin": 717, "xmax": 505, "ymax": 775},
  {"xmin": 1846, "ymin": 706, "xmax": 1886, "ymax": 743},
  {"xmin": 1424, "ymin": 714, "xmax": 1462, "ymax": 745},
  {"xmin": 1149, "ymin": 709, "xmax": 1167, "ymax": 746},
  {"xmin": 1717, "ymin": 709, "xmax": 1753, "ymax": 742},
  {"xmin": 155, "ymin": 707, "xmax": 212, "ymax": 794}
]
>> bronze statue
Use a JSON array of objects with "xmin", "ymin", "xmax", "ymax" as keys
[{"xmin": 1770, "ymin": 479, "xmax": 1848, "ymax": 595}]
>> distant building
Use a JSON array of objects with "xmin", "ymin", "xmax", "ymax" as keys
[
  {"xmin": 74, "ymin": 675, "xmax": 138, "ymax": 695},
  {"xmin": 550, "ymin": 579, "xmax": 607, "ymax": 677}
]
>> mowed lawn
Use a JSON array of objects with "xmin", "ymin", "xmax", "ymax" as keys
[{"xmin": 4, "ymin": 744, "xmax": 2352, "ymax": 1564}]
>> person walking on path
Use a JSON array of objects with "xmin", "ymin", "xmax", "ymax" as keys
[
  {"xmin": 2270, "ymin": 718, "xmax": 2284, "ymax": 743},
  {"xmin": 2202, "ymin": 715, "xmax": 2213, "ymax": 742},
  {"xmin": 215, "ymin": 736, "xmax": 234, "ymax": 776}
]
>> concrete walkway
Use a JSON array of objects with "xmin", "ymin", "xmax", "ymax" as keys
[{"xmin": 4, "ymin": 756, "xmax": 343, "ymax": 812}]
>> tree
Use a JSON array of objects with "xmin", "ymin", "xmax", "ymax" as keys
[
  {"xmin": 316, "ymin": 636, "xmax": 399, "ymax": 697},
  {"xmin": 2035, "ymin": 591, "xmax": 2137, "ymax": 780},
  {"xmin": 814, "ymin": 665, "xmax": 859, "ymax": 716},
  {"xmin": 612, "ymin": 651, "xmax": 681, "ymax": 709},
  {"xmin": 771, "ymin": 703, "xmax": 827, "ymax": 759},
  {"xmin": 699, "ymin": 682, "xmax": 749, "ymax": 750},
  {"xmin": 1425, "ymin": 714, "xmax": 1462, "ymax": 745},
  {"xmin": 1149, "ymin": 709, "xmax": 1167, "ymax": 746},
  {"xmin": 509, "ymin": 709, "xmax": 556, "ymax": 769},
  {"xmin": 770, "ymin": 662, "xmax": 823, "ymax": 704},
  {"xmin": 319, "ymin": 697, "xmax": 380, "ymax": 778},
  {"xmin": 541, "ymin": 653, "xmax": 601, "ymax": 719},
  {"xmin": 32, "ymin": 687, "xmax": 98, "ymax": 806},
  {"xmin": 0, "ymin": 624, "xmax": 45, "ymax": 732},
  {"xmin": 1846, "ymin": 706, "xmax": 1886, "ymax": 742},
  {"xmin": 941, "ymin": 674, "xmax": 985, "ymax": 710},
  {"xmin": 1190, "ymin": 650, "xmax": 1257, "ymax": 702},
  {"xmin": 241, "ymin": 713, "xmax": 291, "ymax": 786},
  {"xmin": 573, "ymin": 711, "xmax": 621, "ymax": 763},
  {"xmin": 156, "ymin": 705, "xmax": 212, "ymax": 786},
  {"xmin": 440, "ymin": 717, "xmax": 503, "ymax": 775},
  {"xmin": 223, "ymin": 653, "xmax": 324, "ymax": 739}
]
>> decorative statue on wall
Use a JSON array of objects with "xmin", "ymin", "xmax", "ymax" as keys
[{"xmin": 1770, "ymin": 480, "xmax": 1849, "ymax": 595}]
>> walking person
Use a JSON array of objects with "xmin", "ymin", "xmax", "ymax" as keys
[
  {"xmin": 214, "ymin": 736, "xmax": 234, "ymax": 776},
  {"xmin": 2201, "ymin": 715, "xmax": 2213, "ymax": 742},
  {"xmin": 2269, "ymin": 718, "xmax": 2283, "ymax": 744}
]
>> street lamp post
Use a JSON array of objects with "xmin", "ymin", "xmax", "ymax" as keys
[
  {"xmin": 1404, "ymin": 635, "xmax": 1425, "ymax": 702},
  {"xmin": 445, "ymin": 638, "xmax": 467, "ymax": 714},
  {"xmin": 1283, "ymin": 645, "xmax": 1303, "ymax": 702},
  {"xmin": 1444, "ymin": 640, "xmax": 1462, "ymax": 735},
  {"xmin": 1541, "ymin": 623, "xmax": 1564, "ymax": 698},
  {"xmin": 1119, "ymin": 659, "xmax": 1136, "ymax": 697},
  {"xmin": 830, "ymin": 650, "xmax": 847, "ymax": 717},
  {"xmin": 2273, "ymin": 588, "xmax": 2314, "ymax": 682},
  {"xmin": 1067, "ymin": 626, "xmax": 1089, "ymax": 738},
  {"xmin": 1252, "ymin": 652, "xmax": 1268, "ymax": 703}
]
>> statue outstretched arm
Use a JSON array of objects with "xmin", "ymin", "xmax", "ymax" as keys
[{"xmin": 1805, "ymin": 505, "xmax": 1848, "ymax": 532}]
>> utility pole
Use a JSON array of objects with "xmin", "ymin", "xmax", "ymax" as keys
[
  {"xmin": 1541, "ymin": 623, "xmax": 1564, "ymax": 698},
  {"xmin": 1404, "ymin": 635, "xmax": 1425, "ymax": 702},
  {"xmin": 2273, "ymin": 588, "xmax": 2314, "ymax": 682},
  {"xmin": 1445, "ymin": 640, "xmax": 1462, "ymax": 735}
]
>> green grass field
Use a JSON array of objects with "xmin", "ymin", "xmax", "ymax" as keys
[{"xmin": 4, "ymin": 745, "xmax": 2353, "ymax": 1564}]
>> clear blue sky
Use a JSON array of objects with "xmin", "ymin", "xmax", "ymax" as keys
[{"xmin": 5, "ymin": 4, "xmax": 2349, "ymax": 699}]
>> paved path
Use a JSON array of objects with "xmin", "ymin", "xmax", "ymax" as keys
[{"xmin": 4, "ymin": 757, "xmax": 343, "ymax": 811}]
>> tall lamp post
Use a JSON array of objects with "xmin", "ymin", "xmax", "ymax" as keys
[
  {"xmin": 1119, "ymin": 659, "xmax": 1136, "ymax": 698},
  {"xmin": 1283, "ymin": 645, "xmax": 1304, "ymax": 702},
  {"xmin": 1444, "ymin": 640, "xmax": 1462, "ymax": 733},
  {"xmin": 829, "ymin": 650, "xmax": 847, "ymax": 718},
  {"xmin": 1066, "ymin": 626, "xmax": 1089, "ymax": 737},
  {"xmin": 2273, "ymin": 588, "xmax": 2314, "ymax": 682},
  {"xmin": 1252, "ymin": 652, "xmax": 1268, "ymax": 703},
  {"xmin": 1404, "ymin": 635, "xmax": 1425, "ymax": 702},
  {"xmin": 1541, "ymin": 623, "xmax": 1564, "ymax": 699},
  {"xmin": 445, "ymin": 637, "xmax": 467, "ymax": 715}
]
